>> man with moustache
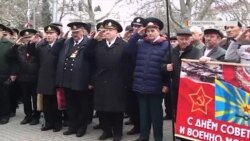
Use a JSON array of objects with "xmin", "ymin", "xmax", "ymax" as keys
[
  {"xmin": 55, "ymin": 22, "xmax": 93, "ymax": 137},
  {"xmin": 199, "ymin": 28, "xmax": 225, "ymax": 62}
]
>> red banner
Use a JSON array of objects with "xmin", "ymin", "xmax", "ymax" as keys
[{"xmin": 175, "ymin": 60, "xmax": 250, "ymax": 141}]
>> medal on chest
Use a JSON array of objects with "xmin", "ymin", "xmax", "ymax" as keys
[
  {"xmin": 70, "ymin": 50, "xmax": 78, "ymax": 58},
  {"xmin": 26, "ymin": 53, "xmax": 30, "ymax": 59}
]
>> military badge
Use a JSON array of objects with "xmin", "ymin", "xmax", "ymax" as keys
[
  {"xmin": 70, "ymin": 50, "xmax": 78, "ymax": 58},
  {"xmin": 147, "ymin": 22, "xmax": 154, "ymax": 26},
  {"xmin": 108, "ymin": 22, "xmax": 112, "ymax": 26}
]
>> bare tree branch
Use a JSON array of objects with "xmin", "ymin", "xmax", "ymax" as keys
[
  {"xmin": 59, "ymin": 0, "xmax": 66, "ymax": 21},
  {"xmin": 96, "ymin": 0, "xmax": 123, "ymax": 22},
  {"xmin": 169, "ymin": 2, "xmax": 182, "ymax": 28},
  {"xmin": 196, "ymin": 0, "xmax": 214, "ymax": 20}
]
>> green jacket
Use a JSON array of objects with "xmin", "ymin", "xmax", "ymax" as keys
[{"xmin": 0, "ymin": 38, "xmax": 15, "ymax": 82}]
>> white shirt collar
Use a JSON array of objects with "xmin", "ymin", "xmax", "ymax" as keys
[
  {"xmin": 49, "ymin": 42, "xmax": 55, "ymax": 47},
  {"xmin": 106, "ymin": 37, "xmax": 117, "ymax": 47},
  {"xmin": 74, "ymin": 36, "xmax": 84, "ymax": 46},
  {"xmin": 204, "ymin": 47, "xmax": 213, "ymax": 56}
]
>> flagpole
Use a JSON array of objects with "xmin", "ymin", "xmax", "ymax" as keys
[{"xmin": 166, "ymin": 0, "xmax": 176, "ymax": 141}]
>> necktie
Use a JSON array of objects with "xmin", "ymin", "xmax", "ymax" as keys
[{"xmin": 74, "ymin": 41, "xmax": 78, "ymax": 46}]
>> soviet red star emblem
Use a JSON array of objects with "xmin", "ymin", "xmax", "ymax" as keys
[{"xmin": 189, "ymin": 87, "xmax": 213, "ymax": 115}]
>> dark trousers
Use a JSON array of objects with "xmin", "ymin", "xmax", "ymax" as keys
[
  {"xmin": 172, "ymin": 86, "xmax": 179, "ymax": 121},
  {"xmin": 87, "ymin": 89, "xmax": 94, "ymax": 124},
  {"xmin": 138, "ymin": 94, "xmax": 163, "ymax": 141},
  {"xmin": 43, "ymin": 94, "xmax": 62, "ymax": 127},
  {"xmin": 0, "ymin": 82, "xmax": 10, "ymax": 118},
  {"xmin": 164, "ymin": 91, "xmax": 173, "ymax": 118},
  {"xmin": 20, "ymin": 82, "xmax": 40, "ymax": 119},
  {"xmin": 62, "ymin": 110, "xmax": 68, "ymax": 122},
  {"xmin": 98, "ymin": 112, "xmax": 123, "ymax": 137},
  {"xmin": 64, "ymin": 88, "xmax": 91, "ymax": 130},
  {"xmin": 127, "ymin": 90, "xmax": 140, "ymax": 128},
  {"xmin": 9, "ymin": 81, "xmax": 20, "ymax": 114}
]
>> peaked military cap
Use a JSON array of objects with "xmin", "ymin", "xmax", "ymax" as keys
[
  {"xmin": 19, "ymin": 29, "xmax": 37, "ymax": 37},
  {"xmin": 96, "ymin": 22, "xmax": 104, "ymax": 31},
  {"xmin": 170, "ymin": 36, "xmax": 177, "ymax": 40},
  {"xmin": 85, "ymin": 23, "xmax": 92, "ymax": 34},
  {"xmin": 50, "ymin": 22, "xmax": 63, "ymax": 27},
  {"xmin": 176, "ymin": 28, "xmax": 192, "ymax": 36},
  {"xmin": 4, "ymin": 26, "xmax": 14, "ymax": 35},
  {"xmin": 12, "ymin": 28, "xmax": 19, "ymax": 34},
  {"xmin": 125, "ymin": 25, "xmax": 133, "ymax": 32},
  {"xmin": 131, "ymin": 17, "xmax": 145, "ymax": 27},
  {"xmin": 144, "ymin": 17, "xmax": 164, "ymax": 30},
  {"xmin": 67, "ymin": 22, "xmax": 88, "ymax": 32},
  {"xmin": 44, "ymin": 24, "xmax": 61, "ymax": 35},
  {"xmin": 103, "ymin": 19, "xmax": 123, "ymax": 33},
  {"xmin": 204, "ymin": 28, "xmax": 224, "ymax": 38}
]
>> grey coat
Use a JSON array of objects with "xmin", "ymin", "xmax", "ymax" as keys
[
  {"xmin": 201, "ymin": 46, "xmax": 225, "ymax": 61},
  {"xmin": 225, "ymin": 40, "xmax": 250, "ymax": 64}
]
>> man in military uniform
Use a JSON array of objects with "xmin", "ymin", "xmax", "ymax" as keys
[
  {"xmin": 10, "ymin": 29, "xmax": 40, "ymax": 125},
  {"xmin": 55, "ymin": 22, "xmax": 93, "ymax": 137},
  {"xmin": 2, "ymin": 26, "xmax": 14, "ymax": 40},
  {"xmin": 91, "ymin": 19, "xmax": 129, "ymax": 141},
  {"xmin": 27, "ymin": 25, "xmax": 63, "ymax": 132},
  {"xmin": 125, "ymin": 17, "xmax": 146, "ymax": 135},
  {"xmin": 50, "ymin": 22, "xmax": 65, "ymax": 38},
  {"xmin": 0, "ymin": 24, "xmax": 15, "ymax": 124},
  {"xmin": 50, "ymin": 22, "xmax": 69, "ymax": 127},
  {"xmin": 11, "ymin": 28, "xmax": 19, "ymax": 41},
  {"xmin": 2, "ymin": 26, "xmax": 20, "ymax": 118}
]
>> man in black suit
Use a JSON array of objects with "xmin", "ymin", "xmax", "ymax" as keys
[{"xmin": 55, "ymin": 22, "xmax": 93, "ymax": 137}]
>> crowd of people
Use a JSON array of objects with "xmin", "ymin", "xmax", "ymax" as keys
[{"xmin": 0, "ymin": 16, "xmax": 249, "ymax": 141}]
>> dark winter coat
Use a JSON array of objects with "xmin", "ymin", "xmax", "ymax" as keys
[
  {"xmin": 27, "ymin": 39, "xmax": 60, "ymax": 95},
  {"xmin": 54, "ymin": 37, "xmax": 92, "ymax": 91},
  {"xmin": 90, "ymin": 37, "xmax": 129, "ymax": 112},
  {"xmin": 125, "ymin": 33, "xmax": 170, "ymax": 95},
  {"xmin": 11, "ymin": 44, "xmax": 39, "ymax": 83},
  {"xmin": 0, "ymin": 38, "xmax": 15, "ymax": 82}
]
